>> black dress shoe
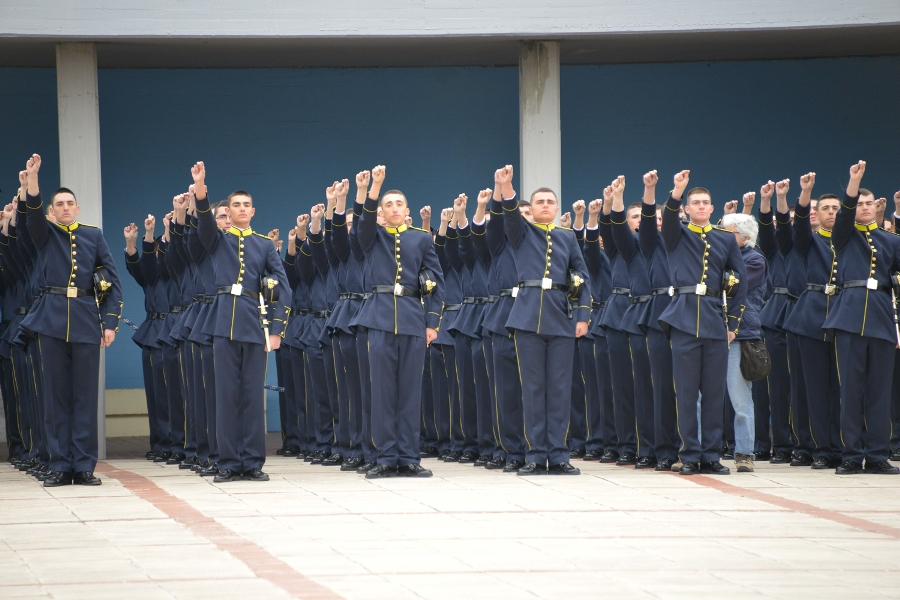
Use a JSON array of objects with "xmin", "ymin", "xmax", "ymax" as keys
[
  {"xmin": 365, "ymin": 464, "xmax": 398, "ymax": 479},
  {"xmin": 43, "ymin": 471, "xmax": 73, "ymax": 487},
  {"xmin": 309, "ymin": 450, "xmax": 328, "ymax": 465},
  {"xmin": 616, "ymin": 451, "xmax": 637, "ymax": 466},
  {"xmin": 569, "ymin": 448, "xmax": 586, "ymax": 459},
  {"xmin": 635, "ymin": 456, "xmax": 658, "ymax": 469},
  {"xmin": 583, "ymin": 449, "xmax": 602, "ymax": 461},
  {"xmin": 282, "ymin": 445, "xmax": 301, "ymax": 458},
  {"xmin": 549, "ymin": 462, "xmax": 581, "ymax": 475},
  {"xmin": 399, "ymin": 464, "xmax": 433, "ymax": 477},
  {"xmin": 458, "ymin": 451, "xmax": 479, "ymax": 464},
  {"xmin": 890, "ymin": 449, "xmax": 900, "ymax": 462},
  {"xmin": 700, "ymin": 461, "xmax": 730, "ymax": 475},
  {"xmin": 811, "ymin": 456, "xmax": 835, "ymax": 470},
  {"xmin": 770, "ymin": 450, "xmax": 792, "ymax": 464},
  {"xmin": 679, "ymin": 461, "xmax": 701, "ymax": 475},
  {"xmin": 74, "ymin": 471, "xmax": 102, "ymax": 486},
  {"xmin": 166, "ymin": 452, "xmax": 186, "ymax": 465},
  {"xmin": 243, "ymin": 468, "xmax": 270, "ymax": 481},
  {"xmin": 485, "ymin": 456, "xmax": 506, "ymax": 470},
  {"xmin": 655, "ymin": 458, "xmax": 675, "ymax": 472},
  {"xmin": 7, "ymin": 454, "xmax": 21, "ymax": 464},
  {"xmin": 754, "ymin": 450, "xmax": 772, "ymax": 461},
  {"xmin": 790, "ymin": 452, "xmax": 813, "ymax": 467},
  {"xmin": 36, "ymin": 470, "xmax": 53, "ymax": 482},
  {"xmin": 473, "ymin": 455, "xmax": 488, "ymax": 467},
  {"xmin": 191, "ymin": 461, "xmax": 207, "ymax": 473},
  {"xmin": 341, "ymin": 457, "xmax": 363, "ymax": 471},
  {"xmin": 503, "ymin": 459, "xmax": 525, "ymax": 473},
  {"xmin": 865, "ymin": 460, "xmax": 900, "ymax": 475},
  {"xmin": 179, "ymin": 456, "xmax": 199, "ymax": 470},
  {"xmin": 276, "ymin": 447, "xmax": 285, "ymax": 455},
  {"xmin": 442, "ymin": 451, "xmax": 462, "ymax": 463},
  {"xmin": 145, "ymin": 451, "xmax": 157, "ymax": 461},
  {"xmin": 835, "ymin": 460, "xmax": 864, "ymax": 475},
  {"xmin": 199, "ymin": 465, "xmax": 219, "ymax": 477},
  {"xmin": 322, "ymin": 453, "xmax": 344, "ymax": 466},
  {"xmin": 153, "ymin": 451, "xmax": 172, "ymax": 463},
  {"xmin": 722, "ymin": 447, "xmax": 735, "ymax": 460},
  {"xmin": 302, "ymin": 450, "xmax": 315, "ymax": 462},
  {"xmin": 17, "ymin": 458, "xmax": 36, "ymax": 471},
  {"xmin": 438, "ymin": 449, "xmax": 451, "ymax": 460},
  {"xmin": 213, "ymin": 469, "xmax": 241, "ymax": 483},
  {"xmin": 419, "ymin": 446, "xmax": 440, "ymax": 459},
  {"xmin": 516, "ymin": 462, "xmax": 548, "ymax": 476},
  {"xmin": 356, "ymin": 461, "xmax": 377, "ymax": 474},
  {"xmin": 599, "ymin": 450, "xmax": 620, "ymax": 463}
]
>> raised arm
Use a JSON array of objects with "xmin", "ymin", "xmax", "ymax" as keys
[
  {"xmin": 454, "ymin": 195, "xmax": 477, "ymax": 269},
  {"xmin": 583, "ymin": 199, "xmax": 603, "ymax": 274},
  {"xmin": 756, "ymin": 184, "xmax": 779, "ymax": 262},
  {"xmin": 331, "ymin": 179, "xmax": 351, "ymax": 263},
  {"xmin": 833, "ymin": 161, "xmax": 866, "ymax": 251},
  {"xmin": 639, "ymin": 170, "xmax": 660, "ymax": 259},
  {"xmin": 24, "ymin": 155, "xmax": 50, "ymax": 249},
  {"xmin": 661, "ymin": 169, "xmax": 690, "ymax": 252},
  {"xmin": 307, "ymin": 203, "xmax": 331, "ymax": 277},
  {"xmin": 434, "ymin": 207, "xmax": 451, "ymax": 273},
  {"xmin": 470, "ymin": 189, "xmax": 493, "ymax": 266},
  {"xmin": 498, "ymin": 165, "xmax": 526, "ymax": 250},
  {"xmin": 356, "ymin": 166, "xmax": 383, "ymax": 254},
  {"xmin": 598, "ymin": 184, "xmax": 617, "ymax": 259},
  {"xmin": 485, "ymin": 174, "xmax": 507, "ymax": 256},
  {"xmin": 191, "ymin": 162, "xmax": 219, "ymax": 254},
  {"xmin": 609, "ymin": 176, "xmax": 640, "ymax": 263},
  {"xmin": 792, "ymin": 175, "xmax": 816, "ymax": 257}
]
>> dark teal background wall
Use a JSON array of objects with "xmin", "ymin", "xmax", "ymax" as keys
[{"xmin": 2, "ymin": 57, "xmax": 899, "ymax": 429}]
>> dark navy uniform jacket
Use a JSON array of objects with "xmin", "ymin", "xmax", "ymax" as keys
[
  {"xmin": 195, "ymin": 195, "xmax": 290, "ymax": 344},
  {"xmin": 580, "ymin": 227, "xmax": 612, "ymax": 340},
  {"xmin": 823, "ymin": 192, "xmax": 900, "ymax": 345},
  {"xmin": 638, "ymin": 203, "xmax": 672, "ymax": 334},
  {"xmin": 658, "ymin": 194, "xmax": 746, "ymax": 340},
  {"xmin": 597, "ymin": 215, "xmax": 631, "ymax": 332},
  {"xmin": 23, "ymin": 192, "xmax": 122, "ymax": 344},
  {"xmin": 611, "ymin": 208, "xmax": 652, "ymax": 336},
  {"xmin": 328, "ymin": 210, "xmax": 367, "ymax": 336},
  {"xmin": 757, "ymin": 210, "xmax": 790, "ymax": 332},
  {"xmin": 186, "ymin": 216, "xmax": 216, "ymax": 346},
  {"xmin": 295, "ymin": 234, "xmax": 330, "ymax": 348},
  {"xmin": 280, "ymin": 250, "xmax": 307, "ymax": 351},
  {"xmin": 125, "ymin": 240, "xmax": 166, "ymax": 349},
  {"xmin": 442, "ymin": 227, "xmax": 466, "ymax": 339},
  {"xmin": 774, "ymin": 210, "xmax": 809, "ymax": 335},
  {"xmin": 476, "ymin": 200, "xmax": 519, "ymax": 338},
  {"xmin": 310, "ymin": 218, "xmax": 340, "ymax": 346},
  {"xmin": 781, "ymin": 203, "xmax": 837, "ymax": 341},
  {"xmin": 454, "ymin": 222, "xmax": 490, "ymax": 339},
  {"xmin": 433, "ymin": 231, "xmax": 460, "ymax": 346},
  {"xmin": 352, "ymin": 196, "xmax": 444, "ymax": 337},
  {"xmin": 155, "ymin": 240, "xmax": 182, "ymax": 347},
  {"xmin": 502, "ymin": 195, "xmax": 590, "ymax": 336}
]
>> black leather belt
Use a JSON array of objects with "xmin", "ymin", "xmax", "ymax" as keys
[
  {"xmin": 443, "ymin": 303, "xmax": 462, "ymax": 311},
  {"xmin": 611, "ymin": 287, "xmax": 631, "ymax": 295},
  {"xmin": 311, "ymin": 310, "xmax": 331, "ymax": 319},
  {"xmin": 199, "ymin": 296, "xmax": 214, "ymax": 304},
  {"xmin": 487, "ymin": 295, "xmax": 499, "ymax": 302},
  {"xmin": 294, "ymin": 309, "xmax": 309, "ymax": 317},
  {"xmin": 499, "ymin": 288, "xmax": 515, "ymax": 298},
  {"xmin": 630, "ymin": 295, "xmax": 651, "ymax": 304},
  {"xmin": 169, "ymin": 305, "xmax": 184, "ymax": 314},
  {"xmin": 339, "ymin": 292, "xmax": 368, "ymax": 301},
  {"xmin": 216, "ymin": 285, "xmax": 260, "ymax": 300},
  {"xmin": 463, "ymin": 296, "xmax": 490, "ymax": 305},
  {"xmin": 651, "ymin": 287, "xmax": 670, "ymax": 296},
  {"xmin": 670, "ymin": 285, "xmax": 721, "ymax": 297},
  {"xmin": 591, "ymin": 301, "xmax": 606, "ymax": 310},
  {"xmin": 774, "ymin": 286, "xmax": 800, "ymax": 302},
  {"xmin": 841, "ymin": 279, "xmax": 892, "ymax": 294},
  {"xmin": 41, "ymin": 286, "xmax": 91, "ymax": 298},
  {"xmin": 14, "ymin": 307, "xmax": 27, "ymax": 315},
  {"xmin": 147, "ymin": 312, "xmax": 168, "ymax": 320},
  {"xmin": 372, "ymin": 285, "xmax": 421, "ymax": 298},
  {"xmin": 519, "ymin": 280, "xmax": 567, "ymax": 293}
]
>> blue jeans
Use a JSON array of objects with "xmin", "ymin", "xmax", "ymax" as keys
[{"xmin": 726, "ymin": 342, "xmax": 755, "ymax": 456}]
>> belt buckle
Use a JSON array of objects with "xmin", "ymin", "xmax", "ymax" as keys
[
  {"xmin": 695, "ymin": 283, "xmax": 707, "ymax": 296},
  {"xmin": 393, "ymin": 283, "xmax": 403, "ymax": 296},
  {"xmin": 824, "ymin": 284, "xmax": 836, "ymax": 296},
  {"xmin": 867, "ymin": 278, "xmax": 879, "ymax": 290},
  {"xmin": 667, "ymin": 286, "xmax": 675, "ymax": 297},
  {"xmin": 541, "ymin": 278, "xmax": 552, "ymax": 290},
  {"xmin": 511, "ymin": 287, "xmax": 519, "ymax": 298},
  {"xmin": 66, "ymin": 286, "xmax": 78, "ymax": 298},
  {"xmin": 230, "ymin": 283, "xmax": 243, "ymax": 296}
]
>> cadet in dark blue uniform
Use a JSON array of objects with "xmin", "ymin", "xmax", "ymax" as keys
[
  {"xmin": 190, "ymin": 161, "xmax": 291, "ymax": 483},
  {"xmin": 823, "ymin": 161, "xmax": 900, "ymax": 475},
  {"xmin": 351, "ymin": 166, "xmax": 444, "ymax": 479},
  {"xmin": 23, "ymin": 154, "xmax": 123, "ymax": 487},
  {"xmin": 498, "ymin": 164, "xmax": 590, "ymax": 476},
  {"xmin": 659, "ymin": 169, "xmax": 746, "ymax": 476}
]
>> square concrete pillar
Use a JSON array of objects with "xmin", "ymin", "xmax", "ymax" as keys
[{"xmin": 519, "ymin": 40, "xmax": 561, "ymax": 214}]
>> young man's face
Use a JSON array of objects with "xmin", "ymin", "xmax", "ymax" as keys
[
  {"xmin": 376, "ymin": 207, "xmax": 386, "ymax": 227},
  {"xmin": 214, "ymin": 206, "xmax": 231, "ymax": 230},
  {"xmin": 809, "ymin": 199, "xmax": 819, "ymax": 229},
  {"xmin": 684, "ymin": 192, "xmax": 713, "ymax": 226},
  {"xmin": 530, "ymin": 192, "xmax": 558, "ymax": 224},
  {"xmin": 519, "ymin": 205, "xmax": 533, "ymax": 223},
  {"xmin": 226, "ymin": 195, "xmax": 255, "ymax": 229},
  {"xmin": 817, "ymin": 198, "xmax": 839, "ymax": 231},
  {"xmin": 51, "ymin": 192, "xmax": 79, "ymax": 226},
  {"xmin": 656, "ymin": 208, "xmax": 663, "ymax": 231},
  {"xmin": 381, "ymin": 193, "xmax": 410, "ymax": 227},
  {"xmin": 855, "ymin": 193, "xmax": 877, "ymax": 224},
  {"xmin": 346, "ymin": 212, "xmax": 354, "ymax": 231},
  {"xmin": 626, "ymin": 206, "xmax": 641, "ymax": 233}
]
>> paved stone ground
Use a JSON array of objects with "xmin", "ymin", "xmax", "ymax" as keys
[{"xmin": 2, "ymin": 435, "xmax": 900, "ymax": 600}]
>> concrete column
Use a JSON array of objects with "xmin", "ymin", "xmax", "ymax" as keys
[
  {"xmin": 519, "ymin": 40, "xmax": 561, "ymax": 214},
  {"xmin": 56, "ymin": 42, "xmax": 106, "ymax": 459}
]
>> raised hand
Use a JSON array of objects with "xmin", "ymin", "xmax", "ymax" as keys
[
  {"xmin": 723, "ymin": 200, "xmax": 738, "ymax": 215},
  {"xmin": 476, "ymin": 188, "xmax": 492, "ymax": 206},
  {"xmin": 326, "ymin": 182, "xmax": 337, "ymax": 207},
  {"xmin": 420, "ymin": 206, "xmax": 432, "ymax": 220},
  {"xmin": 173, "ymin": 193, "xmax": 188, "ymax": 211},
  {"xmin": 643, "ymin": 170, "xmax": 658, "ymax": 188},
  {"xmin": 572, "ymin": 199, "xmax": 586, "ymax": 216},
  {"xmin": 356, "ymin": 170, "xmax": 371, "ymax": 189},
  {"xmin": 775, "ymin": 179, "xmax": 790, "ymax": 199},
  {"xmin": 371, "ymin": 165, "xmax": 386, "ymax": 184},
  {"xmin": 297, "ymin": 214, "xmax": 310, "ymax": 230},
  {"xmin": 26, "ymin": 154, "xmax": 41, "ymax": 176},
  {"xmin": 267, "ymin": 228, "xmax": 280, "ymax": 242},
  {"xmin": 760, "ymin": 180, "xmax": 775, "ymax": 202},
  {"xmin": 849, "ymin": 160, "xmax": 866, "ymax": 181},
  {"xmin": 440, "ymin": 207, "xmax": 452, "ymax": 223},
  {"xmin": 588, "ymin": 199, "xmax": 602, "ymax": 216},
  {"xmin": 453, "ymin": 194, "xmax": 468, "ymax": 218},
  {"xmin": 800, "ymin": 172, "xmax": 816, "ymax": 192},
  {"xmin": 191, "ymin": 161, "xmax": 205, "ymax": 185},
  {"xmin": 497, "ymin": 165, "xmax": 514, "ymax": 185},
  {"xmin": 560, "ymin": 212, "xmax": 572, "ymax": 229},
  {"xmin": 124, "ymin": 223, "xmax": 139, "ymax": 244},
  {"xmin": 144, "ymin": 213, "xmax": 156, "ymax": 233},
  {"xmin": 672, "ymin": 170, "xmax": 690, "ymax": 199},
  {"xmin": 336, "ymin": 179, "xmax": 350, "ymax": 199},
  {"xmin": 742, "ymin": 192, "xmax": 756, "ymax": 210},
  {"xmin": 894, "ymin": 191, "xmax": 900, "ymax": 216},
  {"xmin": 310, "ymin": 203, "xmax": 325, "ymax": 222}
]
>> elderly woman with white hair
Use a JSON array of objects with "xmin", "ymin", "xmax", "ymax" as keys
[{"xmin": 720, "ymin": 213, "xmax": 767, "ymax": 472}]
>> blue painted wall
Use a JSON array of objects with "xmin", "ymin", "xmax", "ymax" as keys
[{"xmin": 2, "ymin": 56, "xmax": 900, "ymax": 429}]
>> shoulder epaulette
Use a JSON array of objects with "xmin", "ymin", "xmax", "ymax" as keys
[
  {"xmin": 712, "ymin": 226, "xmax": 730, "ymax": 232},
  {"xmin": 253, "ymin": 232, "xmax": 273, "ymax": 240},
  {"xmin": 78, "ymin": 223, "xmax": 98, "ymax": 228},
  {"xmin": 409, "ymin": 226, "xmax": 430, "ymax": 233},
  {"xmin": 557, "ymin": 226, "xmax": 574, "ymax": 231}
]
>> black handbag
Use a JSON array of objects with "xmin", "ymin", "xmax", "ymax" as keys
[{"xmin": 739, "ymin": 339, "xmax": 771, "ymax": 381}]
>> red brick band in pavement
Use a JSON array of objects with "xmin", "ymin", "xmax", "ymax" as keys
[{"xmin": 95, "ymin": 462, "xmax": 343, "ymax": 600}]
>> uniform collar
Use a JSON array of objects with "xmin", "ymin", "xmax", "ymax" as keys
[
  {"xmin": 384, "ymin": 223, "xmax": 407, "ymax": 235},
  {"xmin": 855, "ymin": 222, "xmax": 878, "ymax": 232},
  {"xmin": 228, "ymin": 226, "xmax": 253, "ymax": 237},
  {"xmin": 817, "ymin": 228, "xmax": 832, "ymax": 238},
  {"xmin": 533, "ymin": 221, "xmax": 556, "ymax": 231},
  {"xmin": 54, "ymin": 221, "xmax": 79, "ymax": 232},
  {"xmin": 687, "ymin": 222, "xmax": 712, "ymax": 234}
]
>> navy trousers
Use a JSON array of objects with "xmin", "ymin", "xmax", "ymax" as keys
[
  {"xmin": 605, "ymin": 328, "xmax": 637, "ymax": 455},
  {"xmin": 490, "ymin": 333, "xmax": 526, "ymax": 462},
  {"xmin": 891, "ymin": 349, "xmax": 900, "ymax": 452},
  {"xmin": 162, "ymin": 343, "xmax": 186, "ymax": 451},
  {"xmin": 147, "ymin": 346, "xmax": 171, "ymax": 454},
  {"xmin": 578, "ymin": 337, "xmax": 604, "ymax": 452},
  {"xmin": 429, "ymin": 344, "xmax": 452, "ymax": 452},
  {"xmin": 441, "ymin": 344, "xmax": 465, "ymax": 453},
  {"xmin": 11, "ymin": 347, "xmax": 34, "ymax": 460},
  {"xmin": 279, "ymin": 344, "xmax": 306, "ymax": 451},
  {"xmin": 304, "ymin": 343, "xmax": 334, "ymax": 453},
  {"xmin": 356, "ymin": 327, "xmax": 377, "ymax": 463},
  {"xmin": 480, "ymin": 339, "xmax": 504, "ymax": 459},
  {"xmin": 420, "ymin": 345, "xmax": 437, "ymax": 449},
  {"xmin": 0, "ymin": 355, "xmax": 24, "ymax": 458},
  {"xmin": 787, "ymin": 334, "xmax": 814, "ymax": 455},
  {"xmin": 763, "ymin": 328, "xmax": 793, "ymax": 454},
  {"xmin": 141, "ymin": 346, "xmax": 161, "ymax": 452},
  {"xmin": 323, "ymin": 341, "xmax": 342, "ymax": 456},
  {"xmin": 513, "ymin": 330, "xmax": 574, "ymax": 466},
  {"xmin": 568, "ymin": 351, "xmax": 587, "ymax": 452},
  {"xmin": 752, "ymin": 378, "xmax": 770, "ymax": 454},
  {"xmin": 200, "ymin": 343, "xmax": 218, "ymax": 466},
  {"xmin": 275, "ymin": 346, "xmax": 288, "ymax": 447},
  {"xmin": 592, "ymin": 336, "xmax": 618, "ymax": 452},
  {"xmin": 27, "ymin": 342, "xmax": 48, "ymax": 465},
  {"xmin": 453, "ymin": 334, "xmax": 480, "ymax": 454},
  {"xmin": 335, "ymin": 332, "xmax": 364, "ymax": 459},
  {"xmin": 180, "ymin": 341, "xmax": 197, "ymax": 458},
  {"xmin": 835, "ymin": 331, "xmax": 893, "ymax": 464},
  {"xmin": 798, "ymin": 335, "xmax": 842, "ymax": 461},
  {"xmin": 629, "ymin": 333, "xmax": 656, "ymax": 458},
  {"xmin": 191, "ymin": 342, "xmax": 210, "ymax": 464},
  {"xmin": 37, "ymin": 334, "xmax": 100, "ymax": 473},
  {"xmin": 367, "ymin": 329, "xmax": 426, "ymax": 468},
  {"xmin": 647, "ymin": 328, "xmax": 679, "ymax": 462},
  {"xmin": 670, "ymin": 328, "xmax": 727, "ymax": 464},
  {"xmin": 213, "ymin": 336, "xmax": 267, "ymax": 474}
]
